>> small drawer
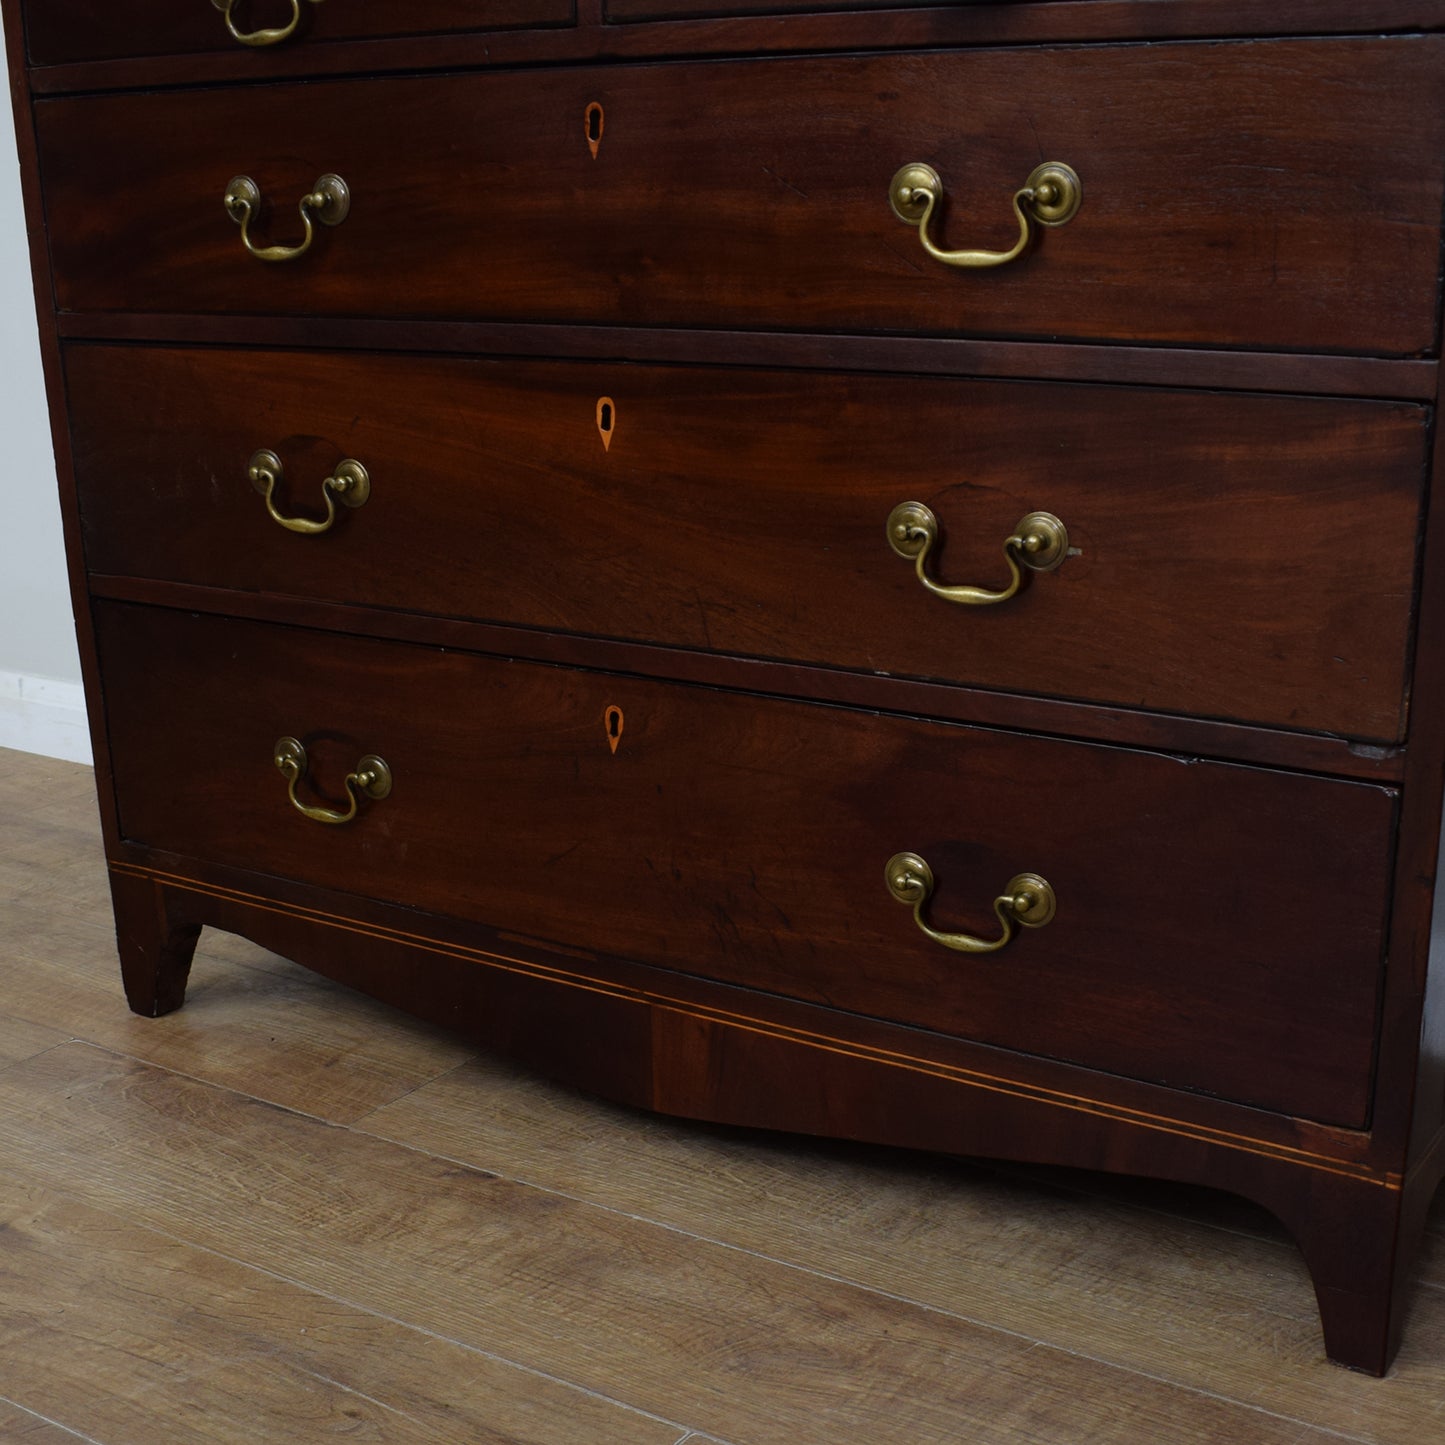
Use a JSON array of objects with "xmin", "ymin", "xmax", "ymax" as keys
[
  {"xmin": 36, "ymin": 37, "xmax": 1445, "ymax": 353},
  {"xmin": 605, "ymin": 0, "xmax": 938, "ymax": 16},
  {"xmin": 23, "ymin": 0, "xmax": 573, "ymax": 66},
  {"xmin": 96, "ymin": 602, "xmax": 1396, "ymax": 1127},
  {"xmin": 68, "ymin": 345, "xmax": 1427, "ymax": 739}
]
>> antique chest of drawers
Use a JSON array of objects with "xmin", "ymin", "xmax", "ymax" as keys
[{"xmin": 7, "ymin": 0, "xmax": 1445, "ymax": 1377}]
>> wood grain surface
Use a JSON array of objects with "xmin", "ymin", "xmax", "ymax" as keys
[
  {"xmin": 23, "ymin": 2, "xmax": 1445, "ymax": 98},
  {"xmin": 94, "ymin": 602, "xmax": 1397, "ymax": 1125},
  {"xmin": 66, "ymin": 345, "xmax": 1429, "ymax": 738},
  {"xmin": 0, "ymin": 747, "xmax": 1441, "ymax": 1443},
  {"xmin": 22, "ymin": 0, "xmax": 572, "ymax": 65},
  {"xmin": 11, "ymin": 0, "xmax": 1445, "ymax": 1396},
  {"xmin": 35, "ymin": 38, "xmax": 1445, "ymax": 354}
]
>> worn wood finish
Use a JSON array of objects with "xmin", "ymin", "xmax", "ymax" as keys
[
  {"xmin": 25, "ymin": 2, "xmax": 1445, "ymax": 96},
  {"xmin": 11, "ymin": 748, "xmax": 1445, "ymax": 1442},
  {"xmin": 108, "ymin": 868, "xmax": 198, "ymax": 1019},
  {"xmin": 21, "ymin": 0, "xmax": 573, "ymax": 65},
  {"xmin": 94, "ymin": 602, "xmax": 1398, "ymax": 1126},
  {"xmin": 0, "ymin": 1178, "xmax": 695, "ymax": 1445},
  {"xmin": 0, "ymin": 1042, "xmax": 1375, "ymax": 1445},
  {"xmin": 91, "ymin": 850, "xmax": 1389, "ymax": 1172},
  {"xmin": 8, "ymin": 749, "xmax": 1445, "ymax": 1442},
  {"xmin": 10, "ymin": 0, "xmax": 1445, "ymax": 1384},
  {"xmin": 607, "ymin": 0, "xmax": 947, "ymax": 16},
  {"xmin": 83, "ymin": 854, "xmax": 1425, "ymax": 1383},
  {"xmin": 83, "ymin": 574, "xmax": 1414, "ymax": 783},
  {"xmin": 48, "ymin": 314, "xmax": 1445, "ymax": 402},
  {"xmin": 67, "ymin": 345, "xmax": 1428, "ymax": 738},
  {"xmin": 36, "ymin": 37, "xmax": 1445, "ymax": 355}
]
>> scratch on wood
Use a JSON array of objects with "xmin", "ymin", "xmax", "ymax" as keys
[
  {"xmin": 763, "ymin": 166, "xmax": 809, "ymax": 200},
  {"xmin": 881, "ymin": 240, "xmax": 925, "ymax": 276}
]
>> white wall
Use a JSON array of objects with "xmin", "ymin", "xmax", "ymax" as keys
[{"xmin": 0, "ymin": 22, "xmax": 90, "ymax": 762}]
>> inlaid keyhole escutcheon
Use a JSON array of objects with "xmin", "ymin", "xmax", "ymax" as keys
[
  {"xmin": 596, "ymin": 397, "xmax": 616, "ymax": 451},
  {"xmin": 586, "ymin": 102, "xmax": 605, "ymax": 159},
  {"xmin": 604, "ymin": 705, "xmax": 624, "ymax": 754}
]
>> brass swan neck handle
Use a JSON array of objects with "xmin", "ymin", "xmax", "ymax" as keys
[
  {"xmin": 888, "ymin": 502, "xmax": 1068, "ymax": 606},
  {"xmin": 886, "ymin": 852, "xmax": 1056, "ymax": 955},
  {"xmin": 274, "ymin": 737, "xmax": 391, "ymax": 826},
  {"xmin": 224, "ymin": 173, "xmax": 350, "ymax": 263},
  {"xmin": 248, "ymin": 449, "xmax": 371, "ymax": 535},
  {"xmin": 889, "ymin": 160, "xmax": 1081, "ymax": 269},
  {"xmin": 213, "ymin": 0, "xmax": 322, "ymax": 48}
]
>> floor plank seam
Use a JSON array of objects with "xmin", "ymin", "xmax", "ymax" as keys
[
  {"xmin": 52, "ymin": 1036, "xmax": 457, "ymax": 1137},
  {"xmin": 345, "ymin": 1054, "xmax": 487, "ymax": 1132},
  {"xmin": 0, "ymin": 1393, "xmax": 105, "ymax": 1444},
  {"xmin": 5, "ymin": 754, "xmax": 1443, "ymax": 1439},
  {"xmin": 330, "ymin": 1129, "xmax": 1357, "ymax": 1437},
  {"xmin": 0, "ymin": 1158, "xmax": 694, "ymax": 1440},
  {"xmin": 980, "ymin": 1166, "xmax": 1298, "ymax": 1255},
  {"xmin": 1026, "ymin": 1340, "xmax": 1379, "ymax": 1445},
  {"xmin": 0, "ymin": 1036, "xmax": 87, "ymax": 1077}
]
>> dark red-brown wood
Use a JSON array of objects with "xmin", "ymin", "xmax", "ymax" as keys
[
  {"xmin": 105, "ymin": 855, "xmax": 1422, "ymax": 1373},
  {"xmin": 35, "ymin": 37, "xmax": 1445, "ymax": 355},
  {"xmin": 605, "ymin": 0, "xmax": 938, "ymax": 14},
  {"xmin": 24, "ymin": 3, "xmax": 1445, "ymax": 98},
  {"xmin": 107, "ymin": 867, "xmax": 200, "ymax": 1017},
  {"xmin": 22, "ymin": 0, "xmax": 572, "ymax": 65},
  {"xmin": 84, "ymin": 573, "xmax": 1409, "ymax": 784},
  {"xmin": 95, "ymin": 601, "xmax": 1398, "ymax": 1127},
  {"xmin": 66, "ymin": 344, "xmax": 1428, "ymax": 739},
  {"xmin": 47, "ymin": 313, "xmax": 1444, "ymax": 402},
  {"xmin": 9, "ymin": 0, "xmax": 1445, "ymax": 1380}
]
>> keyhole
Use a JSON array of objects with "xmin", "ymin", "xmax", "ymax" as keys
[
  {"xmin": 604, "ymin": 705, "xmax": 624, "ymax": 754},
  {"xmin": 596, "ymin": 396, "xmax": 615, "ymax": 452},
  {"xmin": 585, "ymin": 102, "xmax": 605, "ymax": 159}
]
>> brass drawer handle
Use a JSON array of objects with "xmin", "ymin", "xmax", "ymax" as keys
[
  {"xmin": 885, "ymin": 852, "xmax": 1055, "ymax": 955},
  {"xmin": 224, "ymin": 173, "xmax": 349, "ymax": 263},
  {"xmin": 212, "ymin": 0, "xmax": 321, "ymax": 48},
  {"xmin": 887, "ymin": 502, "xmax": 1067, "ymax": 606},
  {"xmin": 889, "ymin": 160, "xmax": 1081, "ymax": 269},
  {"xmin": 248, "ymin": 449, "xmax": 370, "ymax": 535},
  {"xmin": 274, "ymin": 737, "xmax": 391, "ymax": 826}
]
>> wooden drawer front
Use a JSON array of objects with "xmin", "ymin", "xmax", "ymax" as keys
[
  {"xmin": 606, "ymin": 0, "xmax": 939, "ymax": 16},
  {"xmin": 70, "ymin": 345, "xmax": 1426, "ymax": 739},
  {"xmin": 96, "ymin": 602, "xmax": 1395, "ymax": 1126},
  {"xmin": 37, "ymin": 38, "xmax": 1444, "ymax": 354},
  {"xmin": 24, "ymin": 1, "xmax": 573, "ymax": 66}
]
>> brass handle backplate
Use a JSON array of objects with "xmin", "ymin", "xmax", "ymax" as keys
[
  {"xmin": 212, "ymin": 0, "xmax": 322, "ymax": 48},
  {"xmin": 885, "ymin": 852, "xmax": 1055, "ymax": 954},
  {"xmin": 248, "ymin": 449, "xmax": 370, "ymax": 535},
  {"xmin": 274, "ymin": 737, "xmax": 391, "ymax": 826},
  {"xmin": 887, "ymin": 502, "xmax": 1068, "ymax": 606},
  {"xmin": 889, "ymin": 160, "xmax": 1081, "ymax": 269},
  {"xmin": 224, "ymin": 173, "xmax": 349, "ymax": 262}
]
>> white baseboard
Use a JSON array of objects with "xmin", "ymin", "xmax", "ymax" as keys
[{"xmin": 0, "ymin": 670, "xmax": 91, "ymax": 764}]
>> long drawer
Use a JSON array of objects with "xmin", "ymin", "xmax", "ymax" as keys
[
  {"xmin": 69, "ymin": 345, "xmax": 1427, "ymax": 739},
  {"xmin": 95, "ymin": 602, "xmax": 1396, "ymax": 1126},
  {"xmin": 37, "ymin": 38, "xmax": 1445, "ymax": 354},
  {"xmin": 23, "ymin": 0, "xmax": 573, "ymax": 66}
]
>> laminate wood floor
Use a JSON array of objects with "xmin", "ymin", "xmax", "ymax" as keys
[{"xmin": 1, "ymin": 745, "xmax": 1441, "ymax": 1444}]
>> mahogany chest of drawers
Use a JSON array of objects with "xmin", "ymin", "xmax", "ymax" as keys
[{"xmin": 7, "ymin": 0, "xmax": 1445, "ymax": 1377}]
